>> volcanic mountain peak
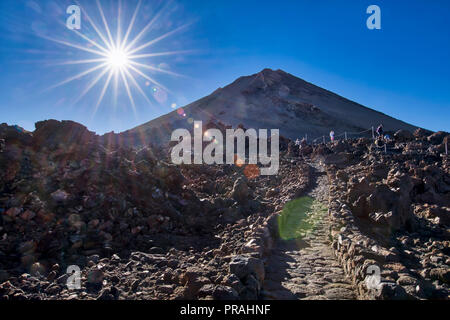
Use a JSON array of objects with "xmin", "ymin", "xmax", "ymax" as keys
[
  {"xmin": 225, "ymin": 68, "xmax": 299, "ymax": 93},
  {"xmin": 114, "ymin": 68, "xmax": 417, "ymax": 146},
  {"xmin": 249, "ymin": 68, "xmax": 287, "ymax": 85}
]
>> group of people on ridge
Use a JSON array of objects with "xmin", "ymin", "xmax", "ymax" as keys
[{"xmin": 294, "ymin": 124, "xmax": 389, "ymax": 147}]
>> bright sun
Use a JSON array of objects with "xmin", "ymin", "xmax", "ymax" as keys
[
  {"xmin": 45, "ymin": 0, "xmax": 191, "ymax": 115},
  {"xmin": 107, "ymin": 49, "xmax": 130, "ymax": 69}
]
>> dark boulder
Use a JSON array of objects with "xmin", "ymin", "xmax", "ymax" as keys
[
  {"xmin": 427, "ymin": 131, "xmax": 448, "ymax": 145},
  {"xmin": 33, "ymin": 120, "xmax": 97, "ymax": 150},
  {"xmin": 394, "ymin": 129, "xmax": 414, "ymax": 142}
]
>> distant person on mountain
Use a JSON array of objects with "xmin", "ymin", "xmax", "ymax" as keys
[
  {"xmin": 376, "ymin": 124, "xmax": 383, "ymax": 137},
  {"xmin": 330, "ymin": 131, "xmax": 335, "ymax": 142}
]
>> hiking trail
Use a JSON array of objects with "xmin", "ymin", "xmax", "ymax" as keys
[{"xmin": 261, "ymin": 161, "xmax": 358, "ymax": 300}]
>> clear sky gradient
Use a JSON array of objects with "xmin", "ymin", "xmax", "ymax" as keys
[{"xmin": 0, "ymin": 0, "xmax": 449, "ymax": 134}]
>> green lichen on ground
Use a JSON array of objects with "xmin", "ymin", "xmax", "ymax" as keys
[{"xmin": 277, "ymin": 196, "xmax": 327, "ymax": 240}]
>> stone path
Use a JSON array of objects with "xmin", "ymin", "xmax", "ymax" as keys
[{"xmin": 261, "ymin": 162, "xmax": 358, "ymax": 300}]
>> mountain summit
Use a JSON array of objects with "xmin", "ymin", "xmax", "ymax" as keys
[{"xmin": 114, "ymin": 68, "xmax": 417, "ymax": 145}]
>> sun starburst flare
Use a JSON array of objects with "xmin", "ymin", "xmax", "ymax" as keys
[{"xmin": 44, "ymin": 0, "xmax": 194, "ymax": 117}]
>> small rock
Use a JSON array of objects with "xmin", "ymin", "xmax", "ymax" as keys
[
  {"xmin": 5, "ymin": 207, "xmax": 21, "ymax": 218},
  {"xmin": 51, "ymin": 189, "xmax": 70, "ymax": 203},
  {"xmin": 87, "ymin": 269, "xmax": 104, "ymax": 285},
  {"xmin": 230, "ymin": 178, "xmax": 249, "ymax": 203},
  {"xmin": 429, "ymin": 268, "xmax": 450, "ymax": 284},
  {"xmin": 20, "ymin": 210, "xmax": 36, "ymax": 221},
  {"xmin": 30, "ymin": 262, "xmax": 46, "ymax": 277}
]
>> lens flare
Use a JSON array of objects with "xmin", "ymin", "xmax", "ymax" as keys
[
  {"xmin": 43, "ymin": 0, "xmax": 192, "ymax": 116},
  {"xmin": 244, "ymin": 164, "xmax": 260, "ymax": 179}
]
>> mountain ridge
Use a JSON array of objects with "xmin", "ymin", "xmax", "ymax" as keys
[{"xmin": 111, "ymin": 68, "xmax": 417, "ymax": 146}]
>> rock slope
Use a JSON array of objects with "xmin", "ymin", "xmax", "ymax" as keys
[
  {"xmin": 109, "ymin": 68, "xmax": 418, "ymax": 146},
  {"xmin": 0, "ymin": 120, "xmax": 309, "ymax": 300}
]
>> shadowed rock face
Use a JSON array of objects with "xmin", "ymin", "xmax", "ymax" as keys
[
  {"xmin": 0, "ymin": 116, "xmax": 448, "ymax": 300},
  {"xmin": 111, "ymin": 68, "xmax": 418, "ymax": 147},
  {"xmin": 0, "ymin": 119, "xmax": 313, "ymax": 300},
  {"xmin": 31, "ymin": 120, "xmax": 97, "ymax": 153}
]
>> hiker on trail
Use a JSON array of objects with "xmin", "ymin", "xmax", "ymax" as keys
[
  {"xmin": 376, "ymin": 124, "xmax": 383, "ymax": 137},
  {"xmin": 330, "ymin": 131, "xmax": 335, "ymax": 142}
]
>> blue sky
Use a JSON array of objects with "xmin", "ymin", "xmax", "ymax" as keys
[{"xmin": 0, "ymin": 0, "xmax": 449, "ymax": 134}]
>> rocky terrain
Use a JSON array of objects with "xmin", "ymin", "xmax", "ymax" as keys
[
  {"xmin": 324, "ymin": 130, "xmax": 450, "ymax": 300},
  {"xmin": 0, "ymin": 67, "xmax": 449, "ymax": 300},
  {"xmin": 0, "ymin": 118, "xmax": 448, "ymax": 300},
  {"xmin": 0, "ymin": 120, "xmax": 310, "ymax": 300}
]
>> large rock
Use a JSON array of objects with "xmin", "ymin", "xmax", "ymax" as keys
[
  {"xmin": 422, "ymin": 206, "xmax": 450, "ymax": 226},
  {"xmin": 87, "ymin": 269, "xmax": 104, "ymax": 285},
  {"xmin": 324, "ymin": 152, "xmax": 352, "ymax": 165},
  {"xmin": 347, "ymin": 174, "xmax": 416, "ymax": 231},
  {"xmin": 413, "ymin": 128, "xmax": 432, "ymax": 139},
  {"xmin": 346, "ymin": 176, "xmax": 375, "ymax": 206},
  {"xmin": 198, "ymin": 284, "xmax": 239, "ymax": 300},
  {"xmin": 33, "ymin": 119, "xmax": 97, "ymax": 150},
  {"xmin": 429, "ymin": 268, "xmax": 450, "ymax": 284},
  {"xmin": 394, "ymin": 129, "xmax": 414, "ymax": 142},
  {"xmin": 0, "ymin": 123, "xmax": 32, "ymax": 146},
  {"xmin": 180, "ymin": 267, "xmax": 212, "ymax": 299},
  {"xmin": 374, "ymin": 282, "xmax": 410, "ymax": 300},
  {"xmin": 427, "ymin": 131, "xmax": 448, "ymax": 145},
  {"xmin": 229, "ymin": 255, "xmax": 264, "ymax": 282}
]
